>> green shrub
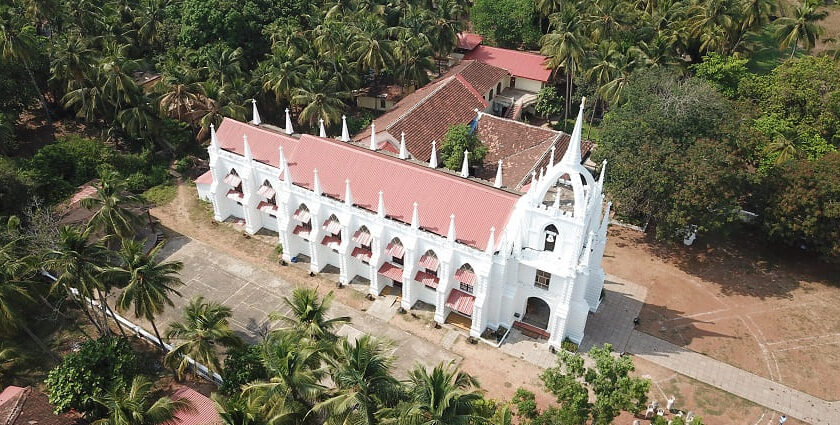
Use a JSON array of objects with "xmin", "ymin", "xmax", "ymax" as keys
[
  {"xmin": 44, "ymin": 337, "xmax": 138, "ymax": 416},
  {"xmin": 347, "ymin": 110, "xmax": 377, "ymax": 134},
  {"xmin": 220, "ymin": 344, "xmax": 268, "ymax": 395},
  {"xmin": 535, "ymin": 87, "xmax": 563, "ymax": 118},
  {"xmin": 561, "ymin": 338, "xmax": 578, "ymax": 353},
  {"xmin": 511, "ymin": 388, "xmax": 539, "ymax": 419},
  {"xmin": 439, "ymin": 124, "xmax": 488, "ymax": 170}
]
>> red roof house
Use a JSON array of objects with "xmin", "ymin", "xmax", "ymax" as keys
[{"xmin": 464, "ymin": 45, "xmax": 552, "ymax": 83}]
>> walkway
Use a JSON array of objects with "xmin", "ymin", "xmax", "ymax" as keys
[
  {"xmin": 628, "ymin": 331, "xmax": 840, "ymax": 425},
  {"xmin": 571, "ymin": 276, "xmax": 839, "ymax": 424}
]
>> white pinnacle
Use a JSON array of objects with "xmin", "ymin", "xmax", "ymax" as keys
[
  {"xmin": 251, "ymin": 99, "xmax": 261, "ymax": 125},
  {"xmin": 284, "ymin": 108, "xmax": 294, "ymax": 135},
  {"xmin": 210, "ymin": 123, "xmax": 218, "ymax": 152},
  {"xmin": 279, "ymin": 146, "xmax": 291, "ymax": 186},
  {"xmin": 341, "ymin": 115, "xmax": 350, "ymax": 142},
  {"xmin": 399, "ymin": 132, "xmax": 408, "ymax": 159},
  {"xmin": 243, "ymin": 134, "xmax": 252, "ymax": 161},
  {"xmin": 369, "ymin": 122, "xmax": 377, "ymax": 150},
  {"xmin": 377, "ymin": 190, "xmax": 386, "ymax": 218},
  {"xmin": 485, "ymin": 227, "xmax": 495, "ymax": 254},
  {"xmin": 494, "ymin": 160, "xmax": 503, "ymax": 188},
  {"xmin": 447, "ymin": 214, "xmax": 456, "ymax": 242},
  {"xmin": 549, "ymin": 145, "xmax": 556, "ymax": 166},
  {"xmin": 319, "ymin": 118, "xmax": 327, "ymax": 138},
  {"xmin": 411, "ymin": 202, "xmax": 419, "ymax": 229},
  {"xmin": 429, "ymin": 141, "xmax": 438, "ymax": 168},
  {"xmin": 344, "ymin": 179, "xmax": 353, "ymax": 206},
  {"xmin": 313, "ymin": 169, "xmax": 321, "ymax": 196},
  {"xmin": 460, "ymin": 150, "xmax": 470, "ymax": 178}
]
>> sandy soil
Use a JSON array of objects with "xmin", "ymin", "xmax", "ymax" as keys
[{"xmin": 603, "ymin": 226, "xmax": 840, "ymax": 401}]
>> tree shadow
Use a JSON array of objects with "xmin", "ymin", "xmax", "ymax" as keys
[{"xmin": 610, "ymin": 227, "xmax": 840, "ymax": 301}]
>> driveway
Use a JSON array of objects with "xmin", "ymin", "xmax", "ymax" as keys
[{"xmin": 152, "ymin": 236, "xmax": 460, "ymax": 378}]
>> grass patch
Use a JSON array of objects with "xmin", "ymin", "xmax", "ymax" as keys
[{"xmin": 142, "ymin": 183, "xmax": 177, "ymax": 206}]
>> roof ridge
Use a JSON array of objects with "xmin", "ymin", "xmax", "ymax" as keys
[
  {"xmin": 481, "ymin": 114, "xmax": 560, "ymax": 133},
  {"xmin": 454, "ymin": 74, "xmax": 489, "ymax": 108},
  {"xmin": 384, "ymin": 77, "xmax": 456, "ymax": 131},
  {"xmin": 476, "ymin": 44, "xmax": 548, "ymax": 58},
  {"xmin": 221, "ymin": 118, "xmax": 300, "ymax": 142},
  {"xmin": 298, "ymin": 134, "xmax": 521, "ymax": 199}
]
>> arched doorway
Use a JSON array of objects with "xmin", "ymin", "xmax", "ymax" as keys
[{"xmin": 522, "ymin": 297, "xmax": 550, "ymax": 330}]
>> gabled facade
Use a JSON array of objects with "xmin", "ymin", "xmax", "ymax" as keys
[{"xmin": 196, "ymin": 100, "xmax": 609, "ymax": 347}]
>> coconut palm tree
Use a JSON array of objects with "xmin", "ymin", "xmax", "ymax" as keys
[
  {"xmin": 134, "ymin": 0, "xmax": 168, "ymax": 51},
  {"xmin": 541, "ymin": 8, "xmax": 585, "ymax": 130},
  {"xmin": 314, "ymin": 335, "xmax": 401, "ymax": 425},
  {"xmin": 110, "ymin": 238, "xmax": 184, "ymax": 348},
  {"xmin": 392, "ymin": 31, "xmax": 435, "ymax": 87},
  {"xmin": 272, "ymin": 288, "xmax": 350, "ymax": 342},
  {"xmin": 45, "ymin": 225, "xmax": 111, "ymax": 335},
  {"xmin": 0, "ymin": 19, "xmax": 52, "ymax": 122},
  {"xmin": 82, "ymin": 171, "xmax": 144, "ymax": 241},
  {"xmin": 49, "ymin": 33, "xmax": 97, "ymax": 92},
  {"xmin": 292, "ymin": 69, "xmax": 350, "ymax": 128},
  {"xmin": 774, "ymin": 0, "xmax": 828, "ymax": 57},
  {"xmin": 213, "ymin": 392, "xmax": 271, "ymax": 425},
  {"xmin": 383, "ymin": 361, "xmax": 484, "ymax": 425},
  {"xmin": 351, "ymin": 30, "xmax": 393, "ymax": 79},
  {"xmin": 0, "ymin": 239, "xmax": 37, "ymax": 335},
  {"xmin": 165, "ymin": 296, "xmax": 242, "ymax": 379},
  {"xmin": 245, "ymin": 332, "xmax": 325, "ymax": 422},
  {"xmin": 536, "ymin": 0, "xmax": 565, "ymax": 18},
  {"xmin": 686, "ymin": 0, "xmax": 741, "ymax": 55},
  {"xmin": 157, "ymin": 77, "xmax": 204, "ymax": 122},
  {"xmin": 93, "ymin": 375, "xmax": 194, "ymax": 425}
]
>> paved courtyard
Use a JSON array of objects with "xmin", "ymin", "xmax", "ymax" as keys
[{"xmin": 153, "ymin": 236, "xmax": 459, "ymax": 378}]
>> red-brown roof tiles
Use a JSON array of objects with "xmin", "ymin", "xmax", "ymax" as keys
[
  {"xmin": 473, "ymin": 115, "xmax": 593, "ymax": 189},
  {"xmin": 171, "ymin": 386, "xmax": 221, "ymax": 425},
  {"xmin": 353, "ymin": 60, "xmax": 509, "ymax": 163}
]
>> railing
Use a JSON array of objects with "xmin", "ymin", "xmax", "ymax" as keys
[{"xmin": 40, "ymin": 271, "xmax": 224, "ymax": 385}]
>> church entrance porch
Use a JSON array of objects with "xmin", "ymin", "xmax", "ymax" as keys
[{"xmin": 522, "ymin": 297, "xmax": 550, "ymax": 330}]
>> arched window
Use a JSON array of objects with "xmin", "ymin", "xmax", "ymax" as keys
[
  {"xmin": 321, "ymin": 214, "xmax": 342, "ymax": 250},
  {"xmin": 351, "ymin": 225, "xmax": 373, "ymax": 263},
  {"xmin": 224, "ymin": 168, "xmax": 243, "ymax": 193},
  {"xmin": 544, "ymin": 224, "xmax": 558, "ymax": 251},
  {"xmin": 496, "ymin": 82, "xmax": 502, "ymax": 94},
  {"xmin": 454, "ymin": 263, "xmax": 476, "ymax": 293},
  {"xmin": 258, "ymin": 180, "xmax": 276, "ymax": 204},
  {"xmin": 292, "ymin": 204, "xmax": 312, "ymax": 240},
  {"xmin": 385, "ymin": 237, "xmax": 404, "ymax": 265},
  {"xmin": 489, "ymin": 89, "xmax": 494, "ymax": 100}
]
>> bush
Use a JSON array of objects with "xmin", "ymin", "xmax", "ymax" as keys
[
  {"xmin": 142, "ymin": 183, "xmax": 177, "ymax": 206},
  {"xmin": 511, "ymin": 388, "xmax": 539, "ymax": 419},
  {"xmin": 219, "ymin": 344, "xmax": 268, "ymax": 395},
  {"xmin": 29, "ymin": 135, "xmax": 112, "ymax": 200},
  {"xmin": 560, "ymin": 338, "xmax": 578, "ymax": 353},
  {"xmin": 471, "ymin": 0, "xmax": 541, "ymax": 49},
  {"xmin": 44, "ymin": 337, "xmax": 138, "ymax": 416},
  {"xmin": 347, "ymin": 110, "xmax": 377, "ymax": 134},
  {"xmin": 438, "ymin": 124, "xmax": 488, "ymax": 170},
  {"xmin": 0, "ymin": 157, "xmax": 34, "ymax": 216}
]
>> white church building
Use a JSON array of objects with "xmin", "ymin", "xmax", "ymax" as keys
[{"xmin": 195, "ymin": 99, "xmax": 611, "ymax": 348}]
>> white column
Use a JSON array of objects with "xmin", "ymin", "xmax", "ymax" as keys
[
  {"xmin": 401, "ymin": 247, "xmax": 417, "ymax": 310},
  {"xmin": 434, "ymin": 260, "xmax": 452, "ymax": 324}
]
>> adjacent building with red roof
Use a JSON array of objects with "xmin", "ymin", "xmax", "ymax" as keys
[
  {"xmin": 464, "ymin": 45, "xmax": 552, "ymax": 92},
  {"xmin": 195, "ymin": 99, "xmax": 611, "ymax": 349}
]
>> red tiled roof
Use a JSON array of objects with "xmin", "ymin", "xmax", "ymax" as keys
[
  {"xmin": 457, "ymin": 32, "xmax": 483, "ymax": 50},
  {"xmin": 418, "ymin": 253, "xmax": 439, "ymax": 271},
  {"xmin": 1, "ymin": 387, "xmax": 84, "ymax": 425},
  {"xmin": 378, "ymin": 262, "xmax": 403, "ymax": 282},
  {"xmin": 454, "ymin": 268, "xmax": 477, "ymax": 285},
  {"xmin": 385, "ymin": 241, "xmax": 405, "ymax": 259},
  {"xmin": 353, "ymin": 61, "xmax": 508, "ymax": 163},
  {"xmin": 216, "ymin": 119, "xmax": 520, "ymax": 251},
  {"xmin": 446, "ymin": 289, "xmax": 475, "ymax": 316},
  {"xmin": 0, "ymin": 386, "xmax": 24, "ymax": 407},
  {"xmin": 171, "ymin": 386, "xmax": 221, "ymax": 425},
  {"xmin": 195, "ymin": 170, "xmax": 213, "ymax": 185},
  {"xmin": 464, "ymin": 45, "xmax": 552, "ymax": 82}
]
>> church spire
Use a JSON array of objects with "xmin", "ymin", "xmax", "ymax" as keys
[
  {"xmin": 411, "ymin": 202, "xmax": 419, "ymax": 229},
  {"xmin": 210, "ymin": 123, "xmax": 219, "ymax": 152},
  {"xmin": 560, "ymin": 97, "xmax": 585, "ymax": 165},
  {"xmin": 447, "ymin": 214, "xmax": 456, "ymax": 242},
  {"xmin": 485, "ymin": 227, "xmax": 495, "ymax": 254},
  {"xmin": 319, "ymin": 118, "xmax": 327, "ymax": 138},
  {"xmin": 279, "ymin": 146, "xmax": 291, "ymax": 187},
  {"xmin": 313, "ymin": 169, "xmax": 321, "ymax": 196},
  {"xmin": 377, "ymin": 190, "xmax": 386, "ymax": 217},
  {"xmin": 243, "ymin": 134, "xmax": 252, "ymax": 162}
]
